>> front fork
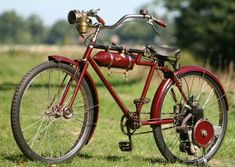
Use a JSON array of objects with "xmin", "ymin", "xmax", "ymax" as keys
[
  {"xmin": 60, "ymin": 25, "xmax": 100, "ymax": 109},
  {"xmin": 58, "ymin": 46, "xmax": 94, "ymax": 109},
  {"xmin": 57, "ymin": 60, "xmax": 89, "ymax": 109}
]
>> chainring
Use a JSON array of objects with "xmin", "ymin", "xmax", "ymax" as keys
[{"xmin": 120, "ymin": 115, "xmax": 136, "ymax": 135}]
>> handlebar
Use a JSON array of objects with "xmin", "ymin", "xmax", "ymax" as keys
[
  {"xmin": 68, "ymin": 9, "xmax": 167, "ymax": 35},
  {"xmin": 103, "ymin": 14, "xmax": 167, "ymax": 29},
  {"xmin": 104, "ymin": 14, "xmax": 148, "ymax": 29}
]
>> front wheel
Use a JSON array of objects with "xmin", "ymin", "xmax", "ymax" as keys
[
  {"xmin": 11, "ymin": 61, "xmax": 94, "ymax": 163},
  {"xmin": 153, "ymin": 71, "xmax": 228, "ymax": 165}
]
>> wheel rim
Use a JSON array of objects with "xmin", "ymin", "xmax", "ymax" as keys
[
  {"xmin": 19, "ymin": 67, "xmax": 90, "ymax": 160},
  {"xmin": 158, "ymin": 72, "xmax": 227, "ymax": 163}
]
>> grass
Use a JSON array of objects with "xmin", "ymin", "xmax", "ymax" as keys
[{"xmin": 0, "ymin": 46, "xmax": 235, "ymax": 167}]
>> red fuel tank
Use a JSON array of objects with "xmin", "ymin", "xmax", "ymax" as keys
[{"xmin": 93, "ymin": 51, "xmax": 136, "ymax": 70}]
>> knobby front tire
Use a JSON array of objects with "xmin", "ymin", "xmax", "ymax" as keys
[
  {"xmin": 153, "ymin": 71, "xmax": 228, "ymax": 165},
  {"xmin": 11, "ymin": 61, "xmax": 94, "ymax": 163}
]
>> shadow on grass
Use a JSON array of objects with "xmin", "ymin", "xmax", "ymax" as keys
[
  {"xmin": 0, "ymin": 153, "xmax": 29, "ymax": 164},
  {"xmin": 78, "ymin": 153, "xmax": 166, "ymax": 165},
  {"xmin": 0, "ymin": 78, "xmax": 141, "ymax": 92},
  {"xmin": 79, "ymin": 153, "xmax": 126, "ymax": 162},
  {"xmin": 141, "ymin": 156, "xmax": 167, "ymax": 164},
  {"xmin": 1, "ymin": 152, "xmax": 167, "ymax": 166},
  {"xmin": 0, "ymin": 82, "xmax": 18, "ymax": 91}
]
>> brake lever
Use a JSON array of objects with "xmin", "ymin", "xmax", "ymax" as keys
[
  {"xmin": 88, "ymin": 9, "xmax": 100, "ymax": 16},
  {"xmin": 147, "ymin": 19, "xmax": 160, "ymax": 36},
  {"xmin": 87, "ymin": 18, "xmax": 93, "ymax": 26}
]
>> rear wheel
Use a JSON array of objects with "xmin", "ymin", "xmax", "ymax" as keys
[
  {"xmin": 153, "ymin": 71, "xmax": 227, "ymax": 165},
  {"xmin": 11, "ymin": 62, "xmax": 94, "ymax": 163}
]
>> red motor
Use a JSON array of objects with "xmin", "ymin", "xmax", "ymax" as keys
[{"xmin": 93, "ymin": 51, "xmax": 136, "ymax": 70}]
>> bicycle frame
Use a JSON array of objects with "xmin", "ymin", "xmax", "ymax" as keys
[
  {"xmin": 48, "ymin": 15, "xmax": 229, "ymax": 130},
  {"xmin": 49, "ymin": 43, "xmax": 229, "ymax": 129},
  {"xmin": 51, "ymin": 44, "xmax": 184, "ymax": 128},
  {"xmin": 48, "ymin": 20, "xmax": 229, "ymax": 134}
]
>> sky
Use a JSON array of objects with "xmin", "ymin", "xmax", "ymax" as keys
[{"xmin": 0, "ymin": 0, "xmax": 153, "ymax": 26}]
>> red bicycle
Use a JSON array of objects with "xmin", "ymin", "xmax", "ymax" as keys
[{"xmin": 11, "ymin": 9, "xmax": 228, "ymax": 165}]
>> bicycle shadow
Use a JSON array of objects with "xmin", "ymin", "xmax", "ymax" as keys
[
  {"xmin": 2, "ymin": 152, "xmax": 174, "ymax": 166},
  {"xmin": 78, "ymin": 153, "xmax": 166, "ymax": 165}
]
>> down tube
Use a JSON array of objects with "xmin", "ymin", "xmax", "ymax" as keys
[{"xmin": 88, "ymin": 57, "xmax": 131, "ymax": 119}]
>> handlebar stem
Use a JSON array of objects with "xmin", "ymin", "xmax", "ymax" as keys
[{"xmin": 91, "ymin": 24, "xmax": 102, "ymax": 44}]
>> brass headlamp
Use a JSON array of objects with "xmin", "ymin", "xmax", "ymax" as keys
[{"xmin": 68, "ymin": 10, "xmax": 88, "ymax": 35}]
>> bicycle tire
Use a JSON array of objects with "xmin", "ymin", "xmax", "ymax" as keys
[
  {"xmin": 152, "ymin": 71, "xmax": 227, "ymax": 165},
  {"xmin": 11, "ymin": 61, "xmax": 94, "ymax": 163}
]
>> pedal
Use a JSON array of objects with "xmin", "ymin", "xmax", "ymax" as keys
[
  {"xmin": 133, "ymin": 98, "xmax": 150, "ymax": 105},
  {"xmin": 119, "ymin": 142, "xmax": 133, "ymax": 152}
]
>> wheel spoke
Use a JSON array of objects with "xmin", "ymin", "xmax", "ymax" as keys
[
  {"xmin": 202, "ymin": 88, "xmax": 215, "ymax": 109},
  {"xmin": 22, "ymin": 116, "xmax": 46, "ymax": 132},
  {"xmin": 29, "ymin": 116, "xmax": 47, "ymax": 148},
  {"xmin": 202, "ymin": 94, "xmax": 226, "ymax": 110},
  {"xmin": 196, "ymin": 81, "xmax": 207, "ymax": 101},
  {"xmin": 188, "ymin": 75, "xmax": 196, "ymax": 97}
]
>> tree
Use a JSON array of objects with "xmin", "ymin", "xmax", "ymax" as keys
[
  {"xmin": 46, "ymin": 20, "xmax": 74, "ymax": 45},
  {"xmin": 116, "ymin": 22, "xmax": 156, "ymax": 44},
  {"xmin": 0, "ymin": 11, "xmax": 47, "ymax": 44},
  {"xmin": 0, "ymin": 11, "xmax": 28, "ymax": 44},
  {"xmin": 154, "ymin": 0, "xmax": 235, "ymax": 68},
  {"xmin": 27, "ymin": 14, "xmax": 46, "ymax": 43}
]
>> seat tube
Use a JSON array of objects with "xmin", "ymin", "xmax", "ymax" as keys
[{"xmin": 137, "ymin": 63, "xmax": 156, "ymax": 113}]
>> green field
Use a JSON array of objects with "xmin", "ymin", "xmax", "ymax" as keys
[{"xmin": 0, "ymin": 47, "xmax": 234, "ymax": 167}]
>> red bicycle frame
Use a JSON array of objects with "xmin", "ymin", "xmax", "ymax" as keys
[
  {"xmin": 55, "ymin": 45, "xmax": 180, "ymax": 127},
  {"xmin": 50, "ymin": 13, "xmax": 229, "ymax": 130}
]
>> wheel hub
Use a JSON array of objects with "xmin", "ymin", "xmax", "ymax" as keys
[
  {"xmin": 45, "ymin": 105, "xmax": 73, "ymax": 119},
  {"xmin": 48, "ymin": 105, "xmax": 63, "ymax": 118},
  {"xmin": 63, "ymin": 106, "xmax": 73, "ymax": 119},
  {"xmin": 193, "ymin": 119, "xmax": 214, "ymax": 148}
]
